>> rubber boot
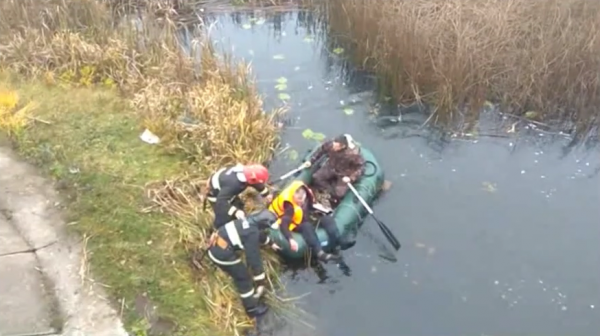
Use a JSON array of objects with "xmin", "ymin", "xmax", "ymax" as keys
[
  {"xmin": 338, "ymin": 234, "xmax": 356, "ymax": 251},
  {"xmin": 246, "ymin": 302, "xmax": 269, "ymax": 318}
]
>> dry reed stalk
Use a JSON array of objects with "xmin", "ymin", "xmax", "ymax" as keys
[
  {"xmin": 0, "ymin": 0, "xmax": 289, "ymax": 334},
  {"xmin": 326, "ymin": 0, "xmax": 600, "ymax": 133}
]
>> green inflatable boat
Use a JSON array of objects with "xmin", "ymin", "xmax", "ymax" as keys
[{"xmin": 267, "ymin": 144, "xmax": 385, "ymax": 259}]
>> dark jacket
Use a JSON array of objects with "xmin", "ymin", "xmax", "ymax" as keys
[
  {"xmin": 208, "ymin": 165, "xmax": 270, "ymax": 216},
  {"xmin": 310, "ymin": 140, "xmax": 366, "ymax": 180},
  {"xmin": 218, "ymin": 217, "xmax": 272, "ymax": 280}
]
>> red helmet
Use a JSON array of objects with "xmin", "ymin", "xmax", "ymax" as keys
[{"xmin": 243, "ymin": 164, "xmax": 269, "ymax": 184}]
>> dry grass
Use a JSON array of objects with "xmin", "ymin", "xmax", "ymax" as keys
[
  {"xmin": 0, "ymin": 0, "xmax": 288, "ymax": 335},
  {"xmin": 326, "ymin": 0, "xmax": 600, "ymax": 134}
]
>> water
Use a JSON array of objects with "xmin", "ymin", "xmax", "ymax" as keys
[{"xmin": 201, "ymin": 10, "xmax": 599, "ymax": 336}]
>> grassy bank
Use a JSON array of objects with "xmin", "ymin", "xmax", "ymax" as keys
[
  {"xmin": 0, "ymin": 0, "xmax": 285, "ymax": 335},
  {"xmin": 326, "ymin": 0, "xmax": 600, "ymax": 133}
]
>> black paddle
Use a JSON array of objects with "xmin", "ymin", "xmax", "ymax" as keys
[{"xmin": 346, "ymin": 181, "xmax": 401, "ymax": 251}]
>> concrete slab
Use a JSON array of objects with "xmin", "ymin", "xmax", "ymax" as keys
[
  {"xmin": 0, "ymin": 253, "xmax": 56, "ymax": 335},
  {"xmin": 0, "ymin": 146, "xmax": 129, "ymax": 336},
  {"xmin": 0, "ymin": 214, "xmax": 30, "ymax": 255}
]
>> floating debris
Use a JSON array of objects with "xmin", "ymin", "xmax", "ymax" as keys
[
  {"xmin": 427, "ymin": 247, "xmax": 436, "ymax": 256},
  {"xmin": 242, "ymin": 23, "xmax": 251, "ymax": 30},
  {"xmin": 255, "ymin": 19, "xmax": 266, "ymax": 25},
  {"xmin": 343, "ymin": 107, "xmax": 354, "ymax": 115},
  {"xmin": 525, "ymin": 111, "xmax": 539, "ymax": 119},
  {"xmin": 286, "ymin": 149, "xmax": 299, "ymax": 162},
  {"xmin": 482, "ymin": 181, "xmax": 497, "ymax": 193},
  {"xmin": 303, "ymin": 36, "xmax": 314, "ymax": 43},
  {"xmin": 333, "ymin": 47, "xmax": 344, "ymax": 55},
  {"xmin": 278, "ymin": 93, "xmax": 291, "ymax": 101},
  {"xmin": 301, "ymin": 129, "xmax": 326, "ymax": 141},
  {"xmin": 274, "ymin": 77, "xmax": 288, "ymax": 91},
  {"xmin": 272, "ymin": 54, "xmax": 285, "ymax": 60}
]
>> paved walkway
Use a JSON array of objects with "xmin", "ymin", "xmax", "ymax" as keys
[
  {"xmin": 0, "ymin": 147, "xmax": 129, "ymax": 336},
  {"xmin": 0, "ymin": 214, "xmax": 58, "ymax": 335}
]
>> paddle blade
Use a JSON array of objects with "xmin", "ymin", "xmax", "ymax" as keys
[{"xmin": 375, "ymin": 217, "xmax": 401, "ymax": 250}]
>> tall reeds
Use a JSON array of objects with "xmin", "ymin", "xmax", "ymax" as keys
[{"xmin": 327, "ymin": 0, "xmax": 600, "ymax": 133}]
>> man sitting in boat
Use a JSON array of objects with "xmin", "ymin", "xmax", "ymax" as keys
[
  {"xmin": 300, "ymin": 134, "xmax": 366, "ymax": 206},
  {"xmin": 268, "ymin": 180, "xmax": 344, "ymax": 261}
]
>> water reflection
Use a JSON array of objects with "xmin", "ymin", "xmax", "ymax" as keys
[{"xmin": 197, "ymin": 9, "xmax": 599, "ymax": 336}]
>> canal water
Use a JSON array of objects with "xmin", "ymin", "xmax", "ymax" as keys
[{"xmin": 203, "ymin": 9, "xmax": 599, "ymax": 336}]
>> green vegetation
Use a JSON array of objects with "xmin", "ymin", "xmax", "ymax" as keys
[
  {"xmin": 326, "ymin": 0, "xmax": 600, "ymax": 134},
  {"xmin": 0, "ymin": 0, "xmax": 286, "ymax": 335}
]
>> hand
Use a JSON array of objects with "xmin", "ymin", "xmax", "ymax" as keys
[
  {"xmin": 253, "ymin": 285, "xmax": 265, "ymax": 299},
  {"xmin": 301, "ymin": 161, "xmax": 311, "ymax": 169},
  {"xmin": 342, "ymin": 176, "xmax": 351, "ymax": 183},
  {"xmin": 270, "ymin": 243, "xmax": 281, "ymax": 251},
  {"xmin": 264, "ymin": 194, "xmax": 273, "ymax": 203},
  {"xmin": 318, "ymin": 251, "xmax": 342, "ymax": 263},
  {"xmin": 235, "ymin": 210, "xmax": 245, "ymax": 219},
  {"xmin": 289, "ymin": 238, "xmax": 299, "ymax": 252}
]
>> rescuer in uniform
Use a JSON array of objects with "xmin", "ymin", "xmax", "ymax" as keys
[
  {"xmin": 205, "ymin": 163, "xmax": 273, "ymax": 229},
  {"xmin": 207, "ymin": 209, "xmax": 280, "ymax": 320}
]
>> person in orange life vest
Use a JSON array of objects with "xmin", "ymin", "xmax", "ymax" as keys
[
  {"xmin": 205, "ymin": 163, "xmax": 273, "ymax": 229},
  {"xmin": 268, "ymin": 180, "xmax": 342, "ymax": 262}
]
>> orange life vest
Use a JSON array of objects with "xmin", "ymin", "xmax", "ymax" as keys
[{"xmin": 268, "ymin": 180, "xmax": 313, "ymax": 231}]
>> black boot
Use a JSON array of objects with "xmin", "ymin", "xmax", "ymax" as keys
[
  {"xmin": 246, "ymin": 302, "xmax": 269, "ymax": 318},
  {"xmin": 338, "ymin": 234, "xmax": 356, "ymax": 251}
]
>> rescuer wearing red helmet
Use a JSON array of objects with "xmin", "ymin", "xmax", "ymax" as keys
[{"xmin": 204, "ymin": 163, "xmax": 273, "ymax": 229}]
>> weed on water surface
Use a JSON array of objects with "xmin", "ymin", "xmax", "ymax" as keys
[{"xmin": 0, "ymin": 0, "xmax": 290, "ymax": 335}]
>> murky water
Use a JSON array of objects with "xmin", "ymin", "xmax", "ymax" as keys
[{"xmin": 202, "ymin": 10, "xmax": 599, "ymax": 336}]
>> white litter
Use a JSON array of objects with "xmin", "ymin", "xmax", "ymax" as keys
[{"xmin": 140, "ymin": 129, "xmax": 160, "ymax": 144}]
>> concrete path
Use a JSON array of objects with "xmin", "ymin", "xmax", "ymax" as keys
[{"xmin": 0, "ymin": 146, "xmax": 129, "ymax": 336}]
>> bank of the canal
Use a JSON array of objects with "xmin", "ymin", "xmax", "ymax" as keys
[{"xmin": 207, "ymin": 9, "xmax": 600, "ymax": 336}]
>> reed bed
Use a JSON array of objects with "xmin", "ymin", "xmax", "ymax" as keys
[
  {"xmin": 326, "ymin": 0, "xmax": 600, "ymax": 134},
  {"xmin": 0, "ymin": 0, "xmax": 288, "ymax": 334}
]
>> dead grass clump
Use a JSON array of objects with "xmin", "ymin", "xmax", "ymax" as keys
[
  {"xmin": 0, "ymin": 0, "xmax": 286, "ymax": 334},
  {"xmin": 327, "ymin": 0, "xmax": 600, "ymax": 133}
]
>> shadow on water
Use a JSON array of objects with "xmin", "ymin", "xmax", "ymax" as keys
[{"xmin": 180, "ymin": 9, "xmax": 600, "ymax": 336}]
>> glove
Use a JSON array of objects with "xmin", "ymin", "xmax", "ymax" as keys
[
  {"xmin": 235, "ymin": 210, "xmax": 245, "ymax": 219},
  {"xmin": 253, "ymin": 279, "xmax": 266, "ymax": 299},
  {"xmin": 270, "ymin": 242, "xmax": 281, "ymax": 251},
  {"xmin": 264, "ymin": 193, "xmax": 273, "ymax": 203},
  {"xmin": 301, "ymin": 161, "xmax": 311, "ymax": 169},
  {"xmin": 342, "ymin": 176, "xmax": 351, "ymax": 183}
]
